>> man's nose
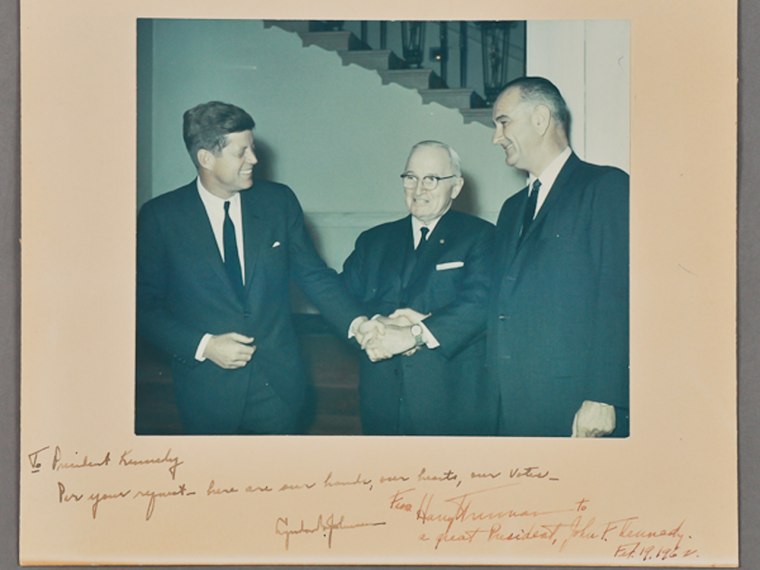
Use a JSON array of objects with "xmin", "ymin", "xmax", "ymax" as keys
[
  {"xmin": 413, "ymin": 180, "xmax": 429, "ymax": 194},
  {"xmin": 491, "ymin": 128, "xmax": 503, "ymax": 145},
  {"xmin": 245, "ymin": 148, "xmax": 258, "ymax": 164}
]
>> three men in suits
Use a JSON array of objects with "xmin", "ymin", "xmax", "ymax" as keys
[
  {"xmin": 487, "ymin": 77, "xmax": 630, "ymax": 437},
  {"xmin": 137, "ymin": 101, "xmax": 378, "ymax": 435},
  {"xmin": 342, "ymin": 141, "xmax": 498, "ymax": 435}
]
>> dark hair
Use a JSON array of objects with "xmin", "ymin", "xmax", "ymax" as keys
[
  {"xmin": 182, "ymin": 101, "xmax": 256, "ymax": 168},
  {"xmin": 502, "ymin": 76, "xmax": 571, "ymax": 138}
]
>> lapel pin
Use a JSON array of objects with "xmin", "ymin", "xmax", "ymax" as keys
[{"xmin": 439, "ymin": 238, "xmax": 445, "ymax": 245}]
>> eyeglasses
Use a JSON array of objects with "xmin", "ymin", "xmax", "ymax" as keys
[{"xmin": 400, "ymin": 174, "xmax": 457, "ymax": 191}]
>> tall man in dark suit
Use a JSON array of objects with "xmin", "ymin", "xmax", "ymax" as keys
[
  {"xmin": 342, "ymin": 141, "xmax": 497, "ymax": 435},
  {"xmin": 137, "ymin": 101, "xmax": 378, "ymax": 435},
  {"xmin": 487, "ymin": 77, "xmax": 629, "ymax": 437}
]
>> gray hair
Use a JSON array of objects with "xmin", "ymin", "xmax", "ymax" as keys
[
  {"xmin": 501, "ymin": 76, "xmax": 571, "ymax": 139},
  {"xmin": 409, "ymin": 140, "xmax": 462, "ymax": 175}
]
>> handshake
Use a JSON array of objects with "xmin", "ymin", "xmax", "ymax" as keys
[{"xmin": 353, "ymin": 308, "xmax": 430, "ymax": 363}]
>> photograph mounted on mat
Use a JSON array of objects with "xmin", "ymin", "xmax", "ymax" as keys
[{"xmin": 19, "ymin": 0, "xmax": 736, "ymax": 566}]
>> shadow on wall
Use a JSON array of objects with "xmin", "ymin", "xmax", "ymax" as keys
[
  {"xmin": 251, "ymin": 137, "xmax": 276, "ymax": 182},
  {"xmin": 452, "ymin": 168, "xmax": 481, "ymax": 216}
]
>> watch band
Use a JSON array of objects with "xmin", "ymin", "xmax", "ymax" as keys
[{"xmin": 410, "ymin": 324, "xmax": 424, "ymax": 347}]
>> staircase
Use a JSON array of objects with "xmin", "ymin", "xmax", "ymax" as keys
[{"xmin": 263, "ymin": 20, "xmax": 493, "ymax": 126}]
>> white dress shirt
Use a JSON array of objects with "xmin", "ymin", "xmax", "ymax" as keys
[
  {"xmin": 196, "ymin": 179, "xmax": 245, "ymax": 280},
  {"xmin": 411, "ymin": 214, "xmax": 442, "ymax": 249},
  {"xmin": 528, "ymin": 146, "xmax": 572, "ymax": 218},
  {"xmin": 194, "ymin": 179, "xmax": 246, "ymax": 361}
]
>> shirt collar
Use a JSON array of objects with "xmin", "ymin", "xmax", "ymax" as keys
[
  {"xmin": 196, "ymin": 177, "xmax": 241, "ymax": 209},
  {"xmin": 411, "ymin": 209, "xmax": 447, "ymax": 239},
  {"xmin": 529, "ymin": 146, "xmax": 572, "ymax": 193}
]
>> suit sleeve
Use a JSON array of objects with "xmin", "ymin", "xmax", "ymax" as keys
[
  {"xmin": 586, "ymin": 169, "xmax": 630, "ymax": 408},
  {"xmin": 422, "ymin": 223, "xmax": 495, "ymax": 359},
  {"xmin": 136, "ymin": 200, "xmax": 205, "ymax": 365},
  {"xmin": 341, "ymin": 232, "xmax": 367, "ymax": 302},
  {"xmin": 282, "ymin": 186, "xmax": 363, "ymax": 334}
]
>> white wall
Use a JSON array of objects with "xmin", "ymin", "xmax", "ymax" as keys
[
  {"xmin": 138, "ymin": 19, "xmax": 629, "ymax": 275},
  {"xmin": 138, "ymin": 19, "xmax": 523, "ymax": 272},
  {"xmin": 527, "ymin": 20, "xmax": 630, "ymax": 171}
]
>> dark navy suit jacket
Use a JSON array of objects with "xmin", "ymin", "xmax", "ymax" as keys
[
  {"xmin": 487, "ymin": 153, "xmax": 630, "ymax": 437},
  {"xmin": 342, "ymin": 210, "xmax": 498, "ymax": 435},
  {"xmin": 137, "ymin": 179, "xmax": 361, "ymax": 434}
]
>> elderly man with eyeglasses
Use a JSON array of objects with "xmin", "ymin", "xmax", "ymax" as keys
[{"xmin": 341, "ymin": 140, "xmax": 498, "ymax": 436}]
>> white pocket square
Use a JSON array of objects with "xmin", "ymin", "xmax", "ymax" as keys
[
  {"xmin": 272, "ymin": 241, "xmax": 281, "ymax": 248},
  {"xmin": 436, "ymin": 261, "xmax": 464, "ymax": 271}
]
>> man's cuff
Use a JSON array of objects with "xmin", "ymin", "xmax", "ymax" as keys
[
  {"xmin": 195, "ymin": 333, "xmax": 212, "ymax": 361},
  {"xmin": 418, "ymin": 321, "xmax": 440, "ymax": 349},
  {"xmin": 348, "ymin": 316, "xmax": 368, "ymax": 339}
]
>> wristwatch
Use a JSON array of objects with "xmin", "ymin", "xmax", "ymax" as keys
[{"xmin": 410, "ymin": 324, "xmax": 425, "ymax": 347}]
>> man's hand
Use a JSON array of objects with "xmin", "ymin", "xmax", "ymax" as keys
[
  {"xmin": 388, "ymin": 307, "xmax": 430, "ymax": 325},
  {"xmin": 375, "ymin": 315, "xmax": 409, "ymax": 327},
  {"xmin": 203, "ymin": 332, "xmax": 256, "ymax": 369},
  {"xmin": 571, "ymin": 400, "xmax": 616, "ymax": 437},
  {"xmin": 353, "ymin": 317, "xmax": 385, "ymax": 349},
  {"xmin": 365, "ymin": 324, "xmax": 417, "ymax": 362}
]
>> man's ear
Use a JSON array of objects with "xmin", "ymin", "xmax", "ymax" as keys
[
  {"xmin": 196, "ymin": 148, "xmax": 215, "ymax": 170},
  {"xmin": 532, "ymin": 104, "xmax": 552, "ymax": 136},
  {"xmin": 451, "ymin": 176, "xmax": 464, "ymax": 200}
]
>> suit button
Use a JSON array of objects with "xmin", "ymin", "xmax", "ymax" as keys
[{"xmin": 243, "ymin": 312, "xmax": 251, "ymax": 319}]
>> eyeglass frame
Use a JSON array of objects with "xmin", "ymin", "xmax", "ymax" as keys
[{"xmin": 400, "ymin": 173, "xmax": 458, "ymax": 191}]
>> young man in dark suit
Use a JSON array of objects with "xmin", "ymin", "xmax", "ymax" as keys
[
  {"xmin": 342, "ymin": 141, "xmax": 497, "ymax": 435},
  {"xmin": 137, "ymin": 101, "xmax": 378, "ymax": 435},
  {"xmin": 488, "ymin": 77, "xmax": 630, "ymax": 437}
]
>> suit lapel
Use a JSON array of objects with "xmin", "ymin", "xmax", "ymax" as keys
[
  {"xmin": 496, "ymin": 154, "xmax": 582, "ymax": 299},
  {"xmin": 519, "ymin": 152, "xmax": 581, "ymax": 245},
  {"xmin": 178, "ymin": 183, "xmax": 235, "ymax": 295},
  {"xmin": 404, "ymin": 211, "xmax": 451, "ymax": 294},
  {"xmin": 497, "ymin": 189, "xmax": 529, "ymax": 276},
  {"xmin": 390, "ymin": 216, "xmax": 414, "ymax": 288},
  {"xmin": 240, "ymin": 187, "xmax": 266, "ymax": 295}
]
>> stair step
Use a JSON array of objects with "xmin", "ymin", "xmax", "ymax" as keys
[
  {"xmin": 263, "ymin": 20, "xmax": 311, "ymax": 34},
  {"xmin": 300, "ymin": 31, "xmax": 363, "ymax": 52},
  {"xmin": 419, "ymin": 88, "xmax": 485, "ymax": 110},
  {"xmin": 460, "ymin": 108, "xmax": 495, "ymax": 126},
  {"xmin": 338, "ymin": 49, "xmax": 405, "ymax": 72},
  {"xmin": 380, "ymin": 68, "xmax": 446, "ymax": 90},
  {"xmin": 269, "ymin": 22, "xmax": 493, "ymax": 128}
]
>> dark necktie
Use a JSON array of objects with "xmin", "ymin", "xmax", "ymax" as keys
[
  {"xmin": 521, "ymin": 178, "xmax": 541, "ymax": 239},
  {"xmin": 402, "ymin": 226, "xmax": 429, "ymax": 289},
  {"xmin": 223, "ymin": 201, "xmax": 244, "ymax": 296},
  {"xmin": 416, "ymin": 226, "xmax": 430, "ymax": 257}
]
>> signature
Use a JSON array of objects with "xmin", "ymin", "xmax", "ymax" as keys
[{"xmin": 274, "ymin": 514, "xmax": 386, "ymax": 550}]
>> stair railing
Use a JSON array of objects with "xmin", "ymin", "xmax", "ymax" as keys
[{"xmin": 304, "ymin": 20, "xmax": 524, "ymax": 105}]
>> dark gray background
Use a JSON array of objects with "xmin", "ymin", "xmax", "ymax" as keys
[{"xmin": 1, "ymin": 2, "xmax": 753, "ymax": 569}]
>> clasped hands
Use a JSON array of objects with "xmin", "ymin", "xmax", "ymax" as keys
[{"xmin": 354, "ymin": 308, "xmax": 429, "ymax": 363}]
